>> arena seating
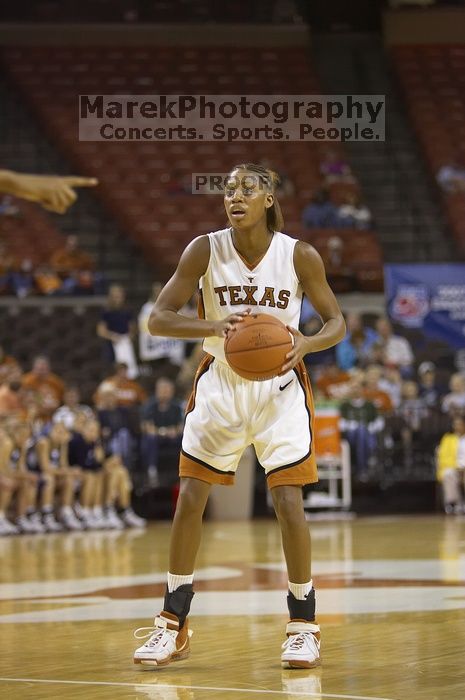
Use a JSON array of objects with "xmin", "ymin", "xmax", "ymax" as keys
[
  {"xmin": 0, "ymin": 302, "xmax": 106, "ymax": 399},
  {"xmin": 0, "ymin": 199, "xmax": 64, "ymax": 266},
  {"xmin": 392, "ymin": 44, "xmax": 465, "ymax": 256},
  {"xmin": 3, "ymin": 46, "xmax": 383, "ymax": 287}
]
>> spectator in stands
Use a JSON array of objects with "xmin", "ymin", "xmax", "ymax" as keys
[
  {"xmin": 53, "ymin": 386, "xmax": 94, "ymax": 430},
  {"xmin": 436, "ymin": 160, "xmax": 465, "ymax": 193},
  {"xmin": 9, "ymin": 258, "xmax": 35, "ymax": 298},
  {"xmin": 417, "ymin": 361, "xmax": 444, "ymax": 409},
  {"xmin": 337, "ymin": 194, "xmax": 372, "ymax": 230},
  {"xmin": 339, "ymin": 378, "xmax": 383, "ymax": 479},
  {"xmin": 102, "ymin": 453, "xmax": 146, "ymax": 529},
  {"xmin": 374, "ymin": 317, "xmax": 414, "ymax": 377},
  {"xmin": 378, "ymin": 366, "xmax": 403, "ymax": 408},
  {"xmin": 363, "ymin": 365, "xmax": 394, "ymax": 414},
  {"xmin": 34, "ymin": 264, "xmax": 64, "ymax": 296},
  {"xmin": 437, "ymin": 415, "xmax": 465, "ymax": 515},
  {"xmin": 21, "ymin": 355, "xmax": 65, "ymax": 421},
  {"xmin": 94, "ymin": 362, "xmax": 147, "ymax": 411},
  {"xmin": 68, "ymin": 417, "xmax": 106, "ymax": 529},
  {"xmin": 96, "ymin": 385, "xmax": 135, "ymax": 468},
  {"xmin": 97, "ymin": 284, "xmax": 138, "ymax": 377},
  {"xmin": 441, "ymin": 373, "xmax": 465, "ymax": 415},
  {"xmin": 51, "ymin": 234, "xmax": 93, "ymax": 275},
  {"xmin": 316, "ymin": 361, "xmax": 352, "ymax": 400},
  {"xmin": 320, "ymin": 149, "xmax": 355, "ymax": 184},
  {"xmin": 31, "ymin": 421, "xmax": 68, "ymax": 532},
  {"xmin": 0, "ymin": 169, "xmax": 98, "ymax": 214},
  {"xmin": 0, "ymin": 344, "xmax": 22, "ymax": 384},
  {"xmin": 321, "ymin": 236, "xmax": 355, "ymax": 294},
  {"xmin": 3, "ymin": 421, "xmax": 44, "ymax": 533},
  {"xmin": 302, "ymin": 189, "xmax": 338, "ymax": 228},
  {"xmin": 36, "ymin": 421, "xmax": 83, "ymax": 530},
  {"xmin": 397, "ymin": 380, "xmax": 429, "ymax": 442},
  {"xmin": 50, "ymin": 234, "xmax": 98, "ymax": 294},
  {"xmin": 138, "ymin": 282, "xmax": 186, "ymax": 381},
  {"xmin": 336, "ymin": 312, "xmax": 379, "ymax": 370},
  {"xmin": 0, "ymin": 381, "xmax": 24, "ymax": 419},
  {"xmin": 0, "ymin": 424, "xmax": 21, "ymax": 535},
  {"xmin": 140, "ymin": 377, "xmax": 184, "ymax": 484}
]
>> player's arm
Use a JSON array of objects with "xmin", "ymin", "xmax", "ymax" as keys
[
  {"xmin": 0, "ymin": 170, "xmax": 98, "ymax": 214},
  {"xmin": 281, "ymin": 241, "xmax": 346, "ymax": 373},
  {"xmin": 149, "ymin": 236, "xmax": 247, "ymax": 339}
]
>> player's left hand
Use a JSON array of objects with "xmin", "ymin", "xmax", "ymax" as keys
[{"xmin": 279, "ymin": 326, "xmax": 312, "ymax": 375}]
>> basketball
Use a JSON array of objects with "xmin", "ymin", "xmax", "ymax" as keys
[{"xmin": 224, "ymin": 313, "xmax": 293, "ymax": 381}]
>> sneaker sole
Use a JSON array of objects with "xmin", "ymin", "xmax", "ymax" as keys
[
  {"xmin": 134, "ymin": 648, "xmax": 190, "ymax": 667},
  {"xmin": 282, "ymin": 658, "xmax": 321, "ymax": 669}
]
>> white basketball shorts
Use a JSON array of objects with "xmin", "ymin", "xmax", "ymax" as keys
[{"xmin": 179, "ymin": 355, "xmax": 318, "ymax": 489}]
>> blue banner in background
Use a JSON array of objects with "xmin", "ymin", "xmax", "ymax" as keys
[{"xmin": 384, "ymin": 264, "xmax": 465, "ymax": 349}]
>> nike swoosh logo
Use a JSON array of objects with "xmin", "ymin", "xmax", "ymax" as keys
[{"xmin": 279, "ymin": 380, "xmax": 293, "ymax": 391}]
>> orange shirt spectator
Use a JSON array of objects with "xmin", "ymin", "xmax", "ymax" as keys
[
  {"xmin": 21, "ymin": 355, "xmax": 65, "ymax": 418},
  {"xmin": 317, "ymin": 364, "xmax": 351, "ymax": 399},
  {"xmin": 363, "ymin": 365, "xmax": 394, "ymax": 414},
  {"xmin": 93, "ymin": 363, "xmax": 147, "ymax": 409},
  {"xmin": 0, "ymin": 346, "xmax": 22, "ymax": 385},
  {"xmin": 34, "ymin": 266, "xmax": 63, "ymax": 295},
  {"xmin": 50, "ymin": 234, "xmax": 94, "ymax": 274},
  {"xmin": 363, "ymin": 387, "xmax": 393, "ymax": 414},
  {"xmin": 0, "ymin": 382, "xmax": 23, "ymax": 417}
]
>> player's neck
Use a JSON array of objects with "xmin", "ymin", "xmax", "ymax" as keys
[{"xmin": 231, "ymin": 225, "xmax": 273, "ymax": 263}]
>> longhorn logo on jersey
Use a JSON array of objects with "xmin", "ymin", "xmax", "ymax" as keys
[{"xmin": 214, "ymin": 285, "xmax": 291, "ymax": 309}]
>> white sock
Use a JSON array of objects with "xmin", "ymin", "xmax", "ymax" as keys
[
  {"xmin": 288, "ymin": 579, "xmax": 313, "ymax": 600},
  {"xmin": 167, "ymin": 572, "xmax": 194, "ymax": 592}
]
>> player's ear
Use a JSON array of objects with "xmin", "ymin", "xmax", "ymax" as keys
[{"xmin": 264, "ymin": 193, "xmax": 274, "ymax": 209}]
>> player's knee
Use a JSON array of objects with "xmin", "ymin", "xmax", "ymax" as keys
[
  {"xmin": 272, "ymin": 486, "xmax": 304, "ymax": 526},
  {"xmin": 176, "ymin": 479, "xmax": 210, "ymax": 518}
]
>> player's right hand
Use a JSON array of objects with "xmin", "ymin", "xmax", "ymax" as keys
[
  {"xmin": 14, "ymin": 174, "xmax": 98, "ymax": 213},
  {"xmin": 213, "ymin": 310, "xmax": 250, "ymax": 338}
]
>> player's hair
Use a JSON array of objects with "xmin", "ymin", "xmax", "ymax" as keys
[{"xmin": 229, "ymin": 163, "xmax": 284, "ymax": 232}]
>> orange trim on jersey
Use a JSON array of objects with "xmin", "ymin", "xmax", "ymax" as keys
[
  {"xmin": 179, "ymin": 449, "xmax": 235, "ymax": 485},
  {"xmin": 266, "ymin": 360, "xmax": 319, "ymax": 489},
  {"xmin": 185, "ymin": 353, "xmax": 214, "ymax": 416}
]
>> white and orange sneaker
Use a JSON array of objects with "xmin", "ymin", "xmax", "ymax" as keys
[
  {"xmin": 133, "ymin": 611, "xmax": 192, "ymax": 667},
  {"xmin": 281, "ymin": 620, "xmax": 321, "ymax": 669}
]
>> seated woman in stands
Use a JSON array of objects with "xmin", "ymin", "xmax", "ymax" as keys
[
  {"xmin": 68, "ymin": 418, "xmax": 106, "ymax": 530},
  {"xmin": 0, "ymin": 424, "xmax": 21, "ymax": 535},
  {"xmin": 102, "ymin": 452, "xmax": 146, "ymax": 529},
  {"xmin": 36, "ymin": 421, "xmax": 83, "ymax": 531},
  {"xmin": 1, "ymin": 421, "xmax": 45, "ymax": 533}
]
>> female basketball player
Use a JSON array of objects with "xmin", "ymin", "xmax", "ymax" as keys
[{"xmin": 134, "ymin": 163, "xmax": 345, "ymax": 669}]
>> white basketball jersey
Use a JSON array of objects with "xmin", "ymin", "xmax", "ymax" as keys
[{"xmin": 201, "ymin": 228, "xmax": 303, "ymax": 363}]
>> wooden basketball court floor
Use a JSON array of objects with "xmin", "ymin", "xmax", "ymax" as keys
[{"xmin": 0, "ymin": 515, "xmax": 464, "ymax": 700}]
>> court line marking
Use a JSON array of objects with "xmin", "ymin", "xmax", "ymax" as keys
[{"xmin": 0, "ymin": 677, "xmax": 397, "ymax": 700}]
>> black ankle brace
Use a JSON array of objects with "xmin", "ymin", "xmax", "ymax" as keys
[
  {"xmin": 164, "ymin": 584, "xmax": 195, "ymax": 628},
  {"xmin": 287, "ymin": 588, "xmax": 316, "ymax": 621}
]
